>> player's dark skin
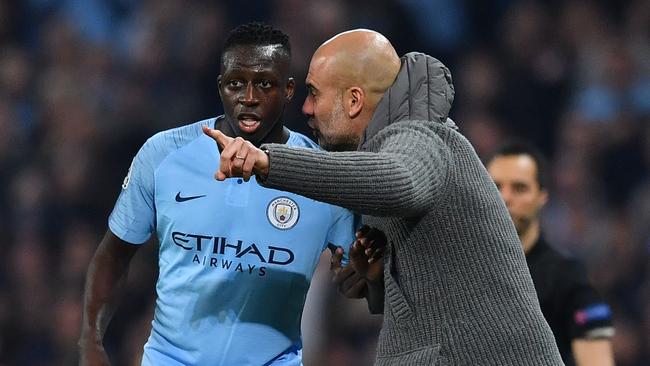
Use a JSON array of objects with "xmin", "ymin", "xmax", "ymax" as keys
[
  {"xmin": 217, "ymin": 44, "xmax": 295, "ymax": 147},
  {"xmin": 330, "ymin": 225, "xmax": 386, "ymax": 313},
  {"xmin": 78, "ymin": 44, "xmax": 296, "ymax": 366}
]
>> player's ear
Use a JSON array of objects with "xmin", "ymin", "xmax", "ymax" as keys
[
  {"xmin": 217, "ymin": 75, "xmax": 223, "ymax": 96},
  {"xmin": 285, "ymin": 78, "xmax": 295, "ymax": 102}
]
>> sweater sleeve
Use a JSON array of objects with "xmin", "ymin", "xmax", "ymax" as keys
[{"xmin": 258, "ymin": 121, "xmax": 450, "ymax": 217}]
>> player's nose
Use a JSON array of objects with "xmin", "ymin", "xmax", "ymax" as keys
[{"xmin": 239, "ymin": 83, "xmax": 259, "ymax": 106}]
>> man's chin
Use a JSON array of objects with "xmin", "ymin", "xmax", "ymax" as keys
[
  {"xmin": 513, "ymin": 218, "xmax": 531, "ymax": 236},
  {"xmin": 320, "ymin": 141, "xmax": 358, "ymax": 152},
  {"xmin": 315, "ymin": 132, "xmax": 359, "ymax": 152}
]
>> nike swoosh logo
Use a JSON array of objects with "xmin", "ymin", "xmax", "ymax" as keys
[{"xmin": 175, "ymin": 192, "xmax": 206, "ymax": 202}]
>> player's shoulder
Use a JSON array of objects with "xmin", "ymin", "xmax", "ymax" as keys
[
  {"xmin": 529, "ymin": 239, "xmax": 572, "ymax": 278},
  {"xmin": 543, "ymin": 243, "xmax": 583, "ymax": 270},
  {"xmin": 538, "ymin": 241, "xmax": 592, "ymax": 286},
  {"xmin": 534, "ymin": 238, "xmax": 570, "ymax": 262},
  {"xmin": 286, "ymin": 129, "xmax": 321, "ymax": 150},
  {"xmin": 128, "ymin": 117, "xmax": 216, "ymax": 173},
  {"xmin": 147, "ymin": 117, "xmax": 215, "ymax": 148},
  {"xmin": 137, "ymin": 117, "xmax": 216, "ymax": 159}
]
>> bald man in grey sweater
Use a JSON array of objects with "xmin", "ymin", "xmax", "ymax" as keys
[{"xmin": 205, "ymin": 30, "xmax": 563, "ymax": 365}]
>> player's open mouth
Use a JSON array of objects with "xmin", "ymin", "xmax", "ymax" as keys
[{"xmin": 238, "ymin": 117, "xmax": 261, "ymax": 133}]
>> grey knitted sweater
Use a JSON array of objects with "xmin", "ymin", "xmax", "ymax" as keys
[{"xmin": 260, "ymin": 53, "xmax": 563, "ymax": 365}]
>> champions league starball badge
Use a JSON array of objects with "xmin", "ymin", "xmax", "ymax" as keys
[{"xmin": 267, "ymin": 197, "xmax": 300, "ymax": 230}]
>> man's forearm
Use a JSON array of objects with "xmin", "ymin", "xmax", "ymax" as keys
[{"xmin": 259, "ymin": 124, "xmax": 449, "ymax": 217}]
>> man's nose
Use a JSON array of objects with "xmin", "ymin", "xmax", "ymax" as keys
[
  {"xmin": 302, "ymin": 96, "xmax": 313, "ymax": 117},
  {"xmin": 239, "ymin": 83, "xmax": 259, "ymax": 105}
]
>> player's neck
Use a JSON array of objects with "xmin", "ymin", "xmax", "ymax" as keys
[
  {"xmin": 261, "ymin": 122, "xmax": 289, "ymax": 145},
  {"xmin": 520, "ymin": 220, "xmax": 540, "ymax": 255}
]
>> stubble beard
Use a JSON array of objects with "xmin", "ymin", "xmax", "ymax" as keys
[{"xmin": 317, "ymin": 100, "xmax": 359, "ymax": 152}]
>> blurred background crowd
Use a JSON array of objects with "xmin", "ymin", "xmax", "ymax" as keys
[{"xmin": 0, "ymin": 0, "xmax": 648, "ymax": 365}]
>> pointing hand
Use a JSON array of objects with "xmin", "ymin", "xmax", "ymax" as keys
[{"xmin": 202, "ymin": 125, "xmax": 270, "ymax": 181}]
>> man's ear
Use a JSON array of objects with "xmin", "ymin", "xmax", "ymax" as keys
[
  {"xmin": 286, "ymin": 78, "xmax": 295, "ymax": 102},
  {"xmin": 346, "ymin": 87, "xmax": 364, "ymax": 118},
  {"xmin": 539, "ymin": 189, "xmax": 549, "ymax": 207},
  {"xmin": 217, "ymin": 75, "xmax": 222, "ymax": 96}
]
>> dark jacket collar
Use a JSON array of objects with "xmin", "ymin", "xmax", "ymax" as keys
[{"xmin": 526, "ymin": 234, "xmax": 550, "ymax": 262}]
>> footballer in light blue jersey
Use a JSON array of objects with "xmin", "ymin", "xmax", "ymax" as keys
[
  {"xmin": 109, "ymin": 117, "xmax": 356, "ymax": 365},
  {"xmin": 79, "ymin": 22, "xmax": 364, "ymax": 366}
]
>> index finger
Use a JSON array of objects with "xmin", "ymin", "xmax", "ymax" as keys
[{"xmin": 202, "ymin": 125, "xmax": 232, "ymax": 150}]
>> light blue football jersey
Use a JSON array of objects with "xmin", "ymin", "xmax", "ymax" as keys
[{"xmin": 109, "ymin": 117, "xmax": 357, "ymax": 366}]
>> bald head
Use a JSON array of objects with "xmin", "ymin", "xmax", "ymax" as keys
[
  {"xmin": 302, "ymin": 30, "xmax": 401, "ymax": 151},
  {"xmin": 312, "ymin": 29, "xmax": 400, "ymax": 104}
]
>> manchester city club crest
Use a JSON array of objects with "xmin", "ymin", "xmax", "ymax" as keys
[{"xmin": 267, "ymin": 197, "xmax": 300, "ymax": 230}]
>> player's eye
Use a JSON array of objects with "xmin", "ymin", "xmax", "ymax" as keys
[
  {"xmin": 259, "ymin": 80, "xmax": 272, "ymax": 89},
  {"xmin": 228, "ymin": 80, "xmax": 244, "ymax": 88}
]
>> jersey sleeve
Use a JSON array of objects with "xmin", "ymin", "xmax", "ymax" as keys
[
  {"xmin": 108, "ymin": 139, "xmax": 157, "ymax": 244},
  {"xmin": 563, "ymin": 261, "xmax": 614, "ymax": 340},
  {"xmin": 287, "ymin": 131, "xmax": 361, "ymax": 263},
  {"xmin": 325, "ymin": 208, "xmax": 361, "ymax": 266}
]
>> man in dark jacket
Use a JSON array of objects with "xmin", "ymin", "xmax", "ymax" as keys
[
  {"xmin": 204, "ymin": 29, "xmax": 563, "ymax": 365},
  {"xmin": 486, "ymin": 142, "xmax": 615, "ymax": 366}
]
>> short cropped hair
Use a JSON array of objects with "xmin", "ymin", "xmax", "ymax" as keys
[
  {"xmin": 223, "ymin": 22, "xmax": 291, "ymax": 60},
  {"xmin": 485, "ymin": 141, "xmax": 549, "ymax": 190}
]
